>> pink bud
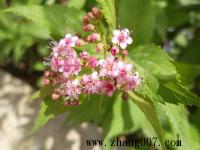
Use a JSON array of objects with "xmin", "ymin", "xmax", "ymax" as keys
[
  {"xmin": 111, "ymin": 46, "xmax": 119, "ymax": 55},
  {"xmin": 91, "ymin": 33, "xmax": 101, "ymax": 42},
  {"xmin": 44, "ymin": 71, "xmax": 50, "ymax": 77},
  {"xmin": 92, "ymin": 7, "xmax": 101, "ymax": 18},
  {"xmin": 83, "ymin": 24, "xmax": 95, "ymax": 32},
  {"xmin": 73, "ymin": 100, "xmax": 79, "ymax": 107},
  {"xmin": 87, "ymin": 12, "xmax": 95, "ymax": 19},
  {"xmin": 64, "ymin": 101, "xmax": 71, "ymax": 107},
  {"xmin": 52, "ymin": 93, "xmax": 60, "ymax": 100},
  {"xmin": 96, "ymin": 43, "xmax": 104, "ymax": 53},
  {"xmin": 83, "ymin": 16, "xmax": 90, "ymax": 24},
  {"xmin": 88, "ymin": 56, "xmax": 98, "ymax": 68},
  {"xmin": 80, "ymin": 50, "xmax": 88, "ymax": 60},
  {"xmin": 121, "ymin": 50, "xmax": 128, "ymax": 56},
  {"xmin": 76, "ymin": 39, "xmax": 85, "ymax": 47},
  {"xmin": 43, "ymin": 78, "xmax": 50, "ymax": 85},
  {"xmin": 86, "ymin": 36, "xmax": 92, "ymax": 42}
]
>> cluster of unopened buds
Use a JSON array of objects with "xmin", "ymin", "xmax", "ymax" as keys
[{"xmin": 43, "ymin": 7, "xmax": 141, "ymax": 107}]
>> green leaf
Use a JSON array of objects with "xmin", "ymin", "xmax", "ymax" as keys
[
  {"xmin": 102, "ymin": 93, "xmax": 159, "ymax": 142},
  {"xmin": 4, "ymin": 5, "xmax": 83, "ymax": 37},
  {"xmin": 158, "ymin": 82, "xmax": 200, "ymax": 106},
  {"xmin": 67, "ymin": 0, "xmax": 86, "ymax": 9},
  {"xmin": 31, "ymin": 90, "xmax": 41, "ymax": 101},
  {"xmin": 129, "ymin": 45, "xmax": 200, "ymax": 106},
  {"xmin": 40, "ymin": 84, "xmax": 55, "ymax": 98},
  {"xmin": 166, "ymin": 3, "xmax": 190, "ymax": 27},
  {"xmin": 129, "ymin": 45, "xmax": 177, "ymax": 80},
  {"xmin": 33, "ymin": 61, "xmax": 45, "ymax": 71},
  {"xmin": 96, "ymin": 0, "xmax": 116, "ymax": 30},
  {"xmin": 32, "ymin": 96, "xmax": 67, "ymax": 133},
  {"xmin": 160, "ymin": 103, "xmax": 200, "ymax": 150},
  {"xmin": 128, "ymin": 92, "xmax": 165, "ymax": 150},
  {"xmin": 64, "ymin": 94, "xmax": 113, "ymax": 125},
  {"xmin": 128, "ymin": 45, "xmax": 176, "ymax": 103},
  {"xmin": 118, "ymin": 0, "xmax": 155, "ymax": 46}
]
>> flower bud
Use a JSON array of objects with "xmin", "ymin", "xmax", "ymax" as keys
[
  {"xmin": 43, "ymin": 78, "xmax": 50, "ymax": 85},
  {"xmin": 88, "ymin": 56, "xmax": 98, "ymax": 68},
  {"xmin": 44, "ymin": 71, "xmax": 50, "ymax": 77},
  {"xmin": 86, "ymin": 36, "xmax": 92, "ymax": 42},
  {"xmin": 64, "ymin": 101, "xmax": 71, "ymax": 107},
  {"xmin": 83, "ymin": 24, "xmax": 95, "ymax": 32},
  {"xmin": 92, "ymin": 7, "xmax": 101, "ymax": 18},
  {"xmin": 80, "ymin": 50, "xmax": 88, "ymax": 60},
  {"xmin": 76, "ymin": 39, "xmax": 85, "ymax": 47},
  {"xmin": 83, "ymin": 15, "xmax": 90, "ymax": 24},
  {"xmin": 111, "ymin": 46, "xmax": 119, "ymax": 55},
  {"xmin": 121, "ymin": 50, "xmax": 128, "ymax": 56},
  {"xmin": 91, "ymin": 33, "xmax": 101, "ymax": 42},
  {"xmin": 72, "ymin": 100, "xmax": 79, "ymax": 107},
  {"xmin": 87, "ymin": 12, "xmax": 95, "ymax": 19},
  {"xmin": 96, "ymin": 43, "xmax": 104, "ymax": 53},
  {"xmin": 52, "ymin": 93, "xmax": 60, "ymax": 100}
]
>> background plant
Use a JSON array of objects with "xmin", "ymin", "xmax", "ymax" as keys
[{"xmin": 1, "ymin": 0, "xmax": 200, "ymax": 150}]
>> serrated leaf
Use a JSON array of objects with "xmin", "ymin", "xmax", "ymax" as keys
[
  {"xmin": 32, "ymin": 96, "xmax": 67, "ymax": 133},
  {"xmin": 158, "ymin": 82, "xmax": 200, "ymax": 106},
  {"xmin": 128, "ymin": 45, "xmax": 176, "ymax": 103},
  {"xmin": 96, "ymin": 0, "xmax": 116, "ymax": 30},
  {"xmin": 4, "ymin": 5, "xmax": 83, "ymax": 37},
  {"xmin": 128, "ymin": 92, "xmax": 165, "ymax": 150},
  {"xmin": 128, "ymin": 45, "xmax": 200, "ymax": 106},
  {"xmin": 160, "ymin": 103, "xmax": 200, "ymax": 150},
  {"xmin": 129, "ymin": 45, "xmax": 177, "ymax": 80}
]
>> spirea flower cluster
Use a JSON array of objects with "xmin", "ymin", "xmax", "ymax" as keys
[{"xmin": 43, "ymin": 7, "xmax": 141, "ymax": 107}]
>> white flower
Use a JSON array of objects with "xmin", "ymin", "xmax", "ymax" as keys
[{"xmin": 112, "ymin": 29, "xmax": 133, "ymax": 49}]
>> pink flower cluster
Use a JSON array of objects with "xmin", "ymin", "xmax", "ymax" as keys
[{"xmin": 43, "ymin": 7, "xmax": 141, "ymax": 107}]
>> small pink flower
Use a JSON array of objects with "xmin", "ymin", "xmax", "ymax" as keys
[
  {"xmin": 64, "ymin": 79, "xmax": 81, "ymax": 100},
  {"xmin": 80, "ymin": 72, "xmax": 99, "ymax": 94},
  {"xmin": 80, "ymin": 50, "xmax": 88, "ymax": 60},
  {"xmin": 76, "ymin": 39, "xmax": 85, "ymax": 47},
  {"xmin": 99, "ymin": 56, "xmax": 115, "ymax": 77},
  {"xmin": 88, "ymin": 56, "xmax": 98, "ymax": 68},
  {"xmin": 123, "ymin": 76, "xmax": 137, "ymax": 91},
  {"xmin": 43, "ymin": 78, "xmax": 50, "ymax": 85},
  {"xmin": 111, "ymin": 46, "xmax": 119, "ymax": 55},
  {"xmin": 112, "ymin": 29, "xmax": 133, "ymax": 49},
  {"xmin": 87, "ymin": 33, "xmax": 101, "ymax": 42},
  {"xmin": 99, "ymin": 81, "xmax": 116, "ymax": 97},
  {"xmin": 83, "ymin": 24, "xmax": 95, "ymax": 32},
  {"xmin": 59, "ymin": 34, "xmax": 79, "ymax": 47}
]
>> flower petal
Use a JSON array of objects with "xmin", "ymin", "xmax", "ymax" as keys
[
  {"xmin": 127, "ymin": 37, "xmax": 133, "ymax": 44},
  {"xmin": 113, "ymin": 30, "xmax": 120, "ymax": 36},
  {"xmin": 112, "ymin": 37, "xmax": 118, "ymax": 44},
  {"xmin": 120, "ymin": 42, "xmax": 127, "ymax": 49}
]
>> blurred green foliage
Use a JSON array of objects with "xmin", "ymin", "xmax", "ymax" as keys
[{"xmin": 0, "ymin": 0, "xmax": 200, "ymax": 150}]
